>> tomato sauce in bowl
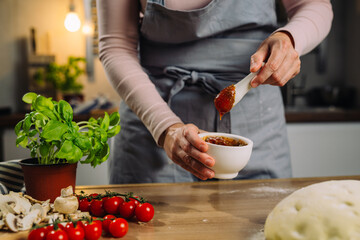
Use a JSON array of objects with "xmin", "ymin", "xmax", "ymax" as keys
[{"xmin": 203, "ymin": 136, "xmax": 247, "ymax": 147}]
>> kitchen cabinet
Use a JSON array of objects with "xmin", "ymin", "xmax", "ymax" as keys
[{"xmin": 287, "ymin": 122, "xmax": 360, "ymax": 178}]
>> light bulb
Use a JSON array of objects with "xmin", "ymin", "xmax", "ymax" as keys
[
  {"xmin": 82, "ymin": 23, "xmax": 94, "ymax": 35},
  {"xmin": 64, "ymin": 12, "xmax": 81, "ymax": 32}
]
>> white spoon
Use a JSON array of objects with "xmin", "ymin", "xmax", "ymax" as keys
[{"xmin": 233, "ymin": 71, "xmax": 258, "ymax": 106}]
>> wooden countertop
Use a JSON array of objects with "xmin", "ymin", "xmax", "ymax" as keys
[{"xmin": 2, "ymin": 175, "xmax": 360, "ymax": 240}]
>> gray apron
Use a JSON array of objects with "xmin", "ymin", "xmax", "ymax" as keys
[{"xmin": 108, "ymin": 0, "xmax": 292, "ymax": 184}]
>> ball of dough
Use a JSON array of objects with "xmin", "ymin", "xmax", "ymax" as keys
[{"xmin": 264, "ymin": 180, "xmax": 360, "ymax": 240}]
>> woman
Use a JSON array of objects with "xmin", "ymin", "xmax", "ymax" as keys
[{"xmin": 97, "ymin": 0, "xmax": 333, "ymax": 183}]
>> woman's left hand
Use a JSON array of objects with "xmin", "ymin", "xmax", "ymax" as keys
[{"xmin": 250, "ymin": 31, "xmax": 301, "ymax": 88}]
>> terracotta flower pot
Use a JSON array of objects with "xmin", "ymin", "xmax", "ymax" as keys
[{"xmin": 19, "ymin": 158, "xmax": 77, "ymax": 202}]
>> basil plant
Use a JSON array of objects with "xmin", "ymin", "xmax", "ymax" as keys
[{"xmin": 15, "ymin": 92, "xmax": 120, "ymax": 167}]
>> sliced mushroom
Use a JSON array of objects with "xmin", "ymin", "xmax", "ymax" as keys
[
  {"xmin": 0, "ymin": 219, "xmax": 5, "ymax": 229},
  {"xmin": 54, "ymin": 195, "xmax": 78, "ymax": 214},
  {"xmin": 24, "ymin": 194, "xmax": 47, "ymax": 204},
  {"xmin": 18, "ymin": 208, "xmax": 42, "ymax": 231},
  {"xmin": 30, "ymin": 204, "xmax": 47, "ymax": 221},
  {"xmin": 0, "ymin": 194, "xmax": 17, "ymax": 215},
  {"xmin": 8, "ymin": 192, "xmax": 32, "ymax": 214},
  {"xmin": 45, "ymin": 213, "xmax": 64, "ymax": 224},
  {"xmin": 41, "ymin": 200, "xmax": 51, "ymax": 215},
  {"xmin": 68, "ymin": 210, "xmax": 91, "ymax": 220},
  {"xmin": 5, "ymin": 213, "xmax": 19, "ymax": 232}
]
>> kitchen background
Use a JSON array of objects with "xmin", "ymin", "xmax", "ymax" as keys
[{"xmin": 0, "ymin": 0, "xmax": 359, "ymax": 185}]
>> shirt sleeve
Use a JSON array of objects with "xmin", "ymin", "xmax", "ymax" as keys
[
  {"xmin": 96, "ymin": 0, "xmax": 183, "ymax": 145},
  {"xmin": 277, "ymin": 0, "xmax": 334, "ymax": 56}
]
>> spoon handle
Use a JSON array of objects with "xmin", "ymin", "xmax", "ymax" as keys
[
  {"xmin": 233, "ymin": 63, "xmax": 264, "ymax": 106},
  {"xmin": 233, "ymin": 72, "xmax": 257, "ymax": 106}
]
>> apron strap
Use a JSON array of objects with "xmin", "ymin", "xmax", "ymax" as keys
[
  {"xmin": 164, "ymin": 66, "xmax": 227, "ymax": 106},
  {"xmin": 163, "ymin": 66, "xmax": 231, "ymax": 133}
]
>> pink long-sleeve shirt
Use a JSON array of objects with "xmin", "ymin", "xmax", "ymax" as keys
[{"xmin": 97, "ymin": 0, "xmax": 333, "ymax": 144}]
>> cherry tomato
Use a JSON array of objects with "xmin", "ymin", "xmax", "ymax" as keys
[
  {"xmin": 83, "ymin": 221, "xmax": 102, "ymax": 240},
  {"xmin": 91, "ymin": 217, "xmax": 103, "ymax": 229},
  {"xmin": 130, "ymin": 196, "xmax": 140, "ymax": 206},
  {"xmin": 28, "ymin": 227, "xmax": 48, "ymax": 240},
  {"xmin": 135, "ymin": 202, "xmax": 155, "ymax": 222},
  {"xmin": 43, "ymin": 225, "xmax": 54, "ymax": 234},
  {"xmin": 102, "ymin": 214, "xmax": 116, "ymax": 233},
  {"xmin": 79, "ymin": 198, "xmax": 91, "ymax": 212},
  {"xmin": 108, "ymin": 218, "xmax": 128, "ymax": 238},
  {"xmin": 64, "ymin": 222, "xmax": 85, "ymax": 240},
  {"xmin": 90, "ymin": 199, "xmax": 105, "ymax": 217},
  {"xmin": 118, "ymin": 200, "xmax": 136, "ymax": 219},
  {"xmin": 46, "ymin": 224, "xmax": 64, "ymax": 231},
  {"xmin": 46, "ymin": 229, "xmax": 68, "ymax": 240},
  {"xmin": 103, "ymin": 196, "xmax": 124, "ymax": 214},
  {"xmin": 89, "ymin": 193, "xmax": 99, "ymax": 198},
  {"xmin": 102, "ymin": 196, "xmax": 109, "ymax": 202}
]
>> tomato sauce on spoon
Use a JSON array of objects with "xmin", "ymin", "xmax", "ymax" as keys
[{"xmin": 214, "ymin": 84, "xmax": 236, "ymax": 120}]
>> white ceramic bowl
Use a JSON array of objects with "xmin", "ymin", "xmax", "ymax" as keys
[{"xmin": 199, "ymin": 132, "xmax": 253, "ymax": 179}]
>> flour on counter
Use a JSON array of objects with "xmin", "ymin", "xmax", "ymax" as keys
[{"xmin": 248, "ymin": 185, "xmax": 294, "ymax": 197}]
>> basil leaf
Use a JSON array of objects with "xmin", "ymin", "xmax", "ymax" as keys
[
  {"xmin": 58, "ymin": 100, "xmax": 73, "ymax": 122},
  {"xmin": 23, "ymin": 115, "xmax": 32, "ymax": 133},
  {"xmin": 39, "ymin": 142, "xmax": 50, "ymax": 157},
  {"xmin": 73, "ymin": 134, "xmax": 91, "ymax": 151},
  {"xmin": 22, "ymin": 92, "xmax": 37, "ymax": 104},
  {"xmin": 81, "ymin": 151, "xmax": 94, "ymax": 164},
  {"xmin": 16, "ymin": 135, "xmax": 26, "ymax": 146},
  {"xmin": 33, "ymin": 112, "xmax": 48, "ymax": 124},
  {"xmin": 107, "ymin": 125, "xmax": 121, "ymax": 138},
  {"xmin": 55, "ymin": 140, "xmax": 83, "ymax": 163},
  {"xmin": 88, "ymin": 117, "xmax": 97, "ymax": 124},
  {"xmin": 92, "ymin": 138, "xmax": 102, "ymax": 154},
  {"xmin": 28, "ymin": 129, "xmax": 38, "ymax": 137},
  {"xmin": 99, "ymin": 129, "xmax": 108, "ymax": 143},
  {"xmin": 38, "ymin": 109, "xmax": 58, "ymax": 121},
  {"xmin": 34, "ymin": 95, "xmax": 54, "ymax": 111},
  {"xmin": 98, "ymin": 143, "xmax": 109, "ymax": 160},
  {"xmin": 14, "ymin": 120, "xmax": 23, "ymax": 135},
  {"xmin": 100, "ymin": 112, "xmax": 110, "ymax": 130},
  {"xmin": 40, "ymin": 120, "xmax": 69, "ymax": 141},
  {"xmin": 71, "ymin": 122, "xmax": 79, "ymax": 132},
  {"xmin": 62, "ymin": 133, "xmax": 74, "ymax": 141},
  {"xmin": 109, "ymin": 112, "xmax": 120, "ymax": 126}
]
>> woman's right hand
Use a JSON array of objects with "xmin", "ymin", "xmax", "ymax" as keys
[{"xmin": 160, "ymin": 123, "xmax": 215, "ymax": 180}]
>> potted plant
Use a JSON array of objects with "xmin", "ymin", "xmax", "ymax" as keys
[
  {"xmin": 33, "ymin": 56, "xmax": 86, "ymax": 103},
  {"xmin": 14, "ymin": 92, "xmax": 121, "ymax": 202}
]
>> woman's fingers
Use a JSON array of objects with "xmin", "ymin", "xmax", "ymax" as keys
[
  {"xmin": 250, "ymin": 31, "xmax": 300, "ymax": 88},
  {"xmin": 264, "ymin": 50, "xmax": 300, "ymax": 86},
  {"xmin": 163, "ymin": 123, "xmax": 215, "ymax": 180},
  {"xmin": 179, "ymin": 124, "xmax": 214, "ymax": 167},
  {"xmin": 172, "ymin": 151, "xmax": 215, "ymax": 180}
]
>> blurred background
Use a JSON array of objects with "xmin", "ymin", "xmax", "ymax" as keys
[{"xmin": 0, "ymin": 0, "xmax": 359, "ymax": 185}]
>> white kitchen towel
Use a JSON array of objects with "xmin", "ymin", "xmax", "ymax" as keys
[{"xmin": 0, "ymin": 160, "xmax": 24, "ymax": 194}]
